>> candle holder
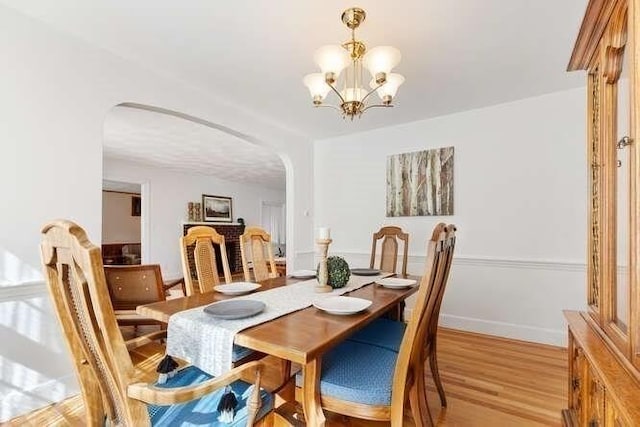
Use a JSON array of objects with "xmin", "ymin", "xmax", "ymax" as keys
[{"xmin": 315, "ymin": 238, "xmax": 333, "ymax": 293}]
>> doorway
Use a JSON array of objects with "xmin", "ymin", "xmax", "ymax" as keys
[
  {"xmin": 261, "ymin": 201, "xmax": 286, "ymax": 258},
  {"xmin": 102, "ymin": 179, "xmax": 143, "ymax": 266}
]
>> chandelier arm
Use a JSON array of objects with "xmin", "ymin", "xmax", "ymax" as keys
[
  {"xmin": 314, "ymin": 104, "xmax": 342, "ymax": 112},
  {"xmin": 327, "ymin": 82, "xmax": 346, "ymax": 104},
  {"xmin": 361, "ymin": 104, "xmax": 394, "ymax": 113},
  {"xmin": 360, "ymin": 83, "xmax": 384, "ymax": 106}
]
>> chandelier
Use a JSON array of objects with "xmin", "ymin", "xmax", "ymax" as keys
[{"xmin": 303, "ymin": 7, "xmax": 404, "ymax": 120}]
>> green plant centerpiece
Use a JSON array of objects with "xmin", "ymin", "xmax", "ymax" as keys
[{"xmin": 317, "ymin": 256, "xmax": 351, "ymax": 289}]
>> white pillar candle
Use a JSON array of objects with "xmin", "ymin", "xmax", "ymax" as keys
[{"xmin": 317, "ymin": 227, "xmax": 331, "ymax": 240}]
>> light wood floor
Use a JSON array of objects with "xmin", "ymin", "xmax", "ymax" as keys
[{"xmin": 7, "ymin": 328, "xmax": 567, "ymax": 426}]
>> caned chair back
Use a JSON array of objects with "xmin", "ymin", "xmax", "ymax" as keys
[
  {"xmin": 240, "ymin": 226, "xmax": 277, "ymax": 282},
  {"xmin": 370, "ymin": 226, "xmax": 409, "ymax": 275},
  {"xmin": 180, "ymin": 226, "xmax": 232, "ymax": 295},
  {"xmin": 390, "ymin": 223, "xmax": 456, "ymax": 423},
  {"xmin": 104, "ymin": 264, "xmax": 165, "ymax": 311},
  {"xmin": 42, "ymin": 221, "xmax": 268, "ymax": 426},
  {"xmin": 40, "ymin": 220, "xmax": 150, "ymax": 425}
]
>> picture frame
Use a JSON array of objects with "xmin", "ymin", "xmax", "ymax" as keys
[
  {"xmin": 386, "ymin": 146, "xmax": 454, "ymax": 217},
  {"xmin": 202, "ymin": 194, "xmax": 233, "ymax": 222}
]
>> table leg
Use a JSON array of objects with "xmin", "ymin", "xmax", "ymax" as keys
[{"xmin": 301, "ymin": 357, "xmax": 326, "ymax": 427}]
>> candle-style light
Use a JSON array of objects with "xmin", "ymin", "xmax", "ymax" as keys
[{"xmin": 316, "ymin": 227, "xmax": 333, "ymax": 293}]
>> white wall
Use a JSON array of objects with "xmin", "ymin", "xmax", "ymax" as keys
[
  {"xmin": 102, "ymin": 191, "xmax": 142, "ymax": 244},
  {"xmin": 103, "ymin": 158, "xmax": 285, "ymax": 279},
  {"xmin": 315, "ymin": 87, "xmax": 588, "ymax": 346},
  {"xmin": 0, "ymin": 5, "xmax": 313, "ymax": 421}
]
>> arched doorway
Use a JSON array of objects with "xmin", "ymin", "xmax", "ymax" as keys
[{"xmin": 101, "ymin": 103, "xmax": 291, "ymax": 281}]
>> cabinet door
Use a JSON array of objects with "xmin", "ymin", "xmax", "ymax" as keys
[
  {"xmin": 631, "ymin": 0, "xmax": 640, "ymax": 372},
  {"xmin": 606, "ymin": 397, "xmax": 630, "ymax": 426},
  {"xmin": 600, "ymin": 1, "xmax": 632, "ymax": 356}
]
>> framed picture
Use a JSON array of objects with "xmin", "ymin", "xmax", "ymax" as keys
[
  {"xmin": 131, "ymin": 195, "xmax": 141, "ymax": 217},
  {"xmin": 386, "ymin": 146, "xmax": 454, "ymax": 217},
  {"xmin": 202, "ymin": 194, "xmax": 233, "ymax": 222}
]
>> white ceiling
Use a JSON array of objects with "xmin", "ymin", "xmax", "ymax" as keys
[
  {"xmin": 3, "ymin": 0, "xmax": 588, "ymax": 140},
  {"xmin": 102, "ymin": 179, "xmax": 141, "ymax": 194},
  {"xmin": 103, "ymin": 106, "xmax": 286, "ymax": 189}
]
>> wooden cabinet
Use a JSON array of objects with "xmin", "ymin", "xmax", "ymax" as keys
[{"xmin": 564, "ymin": 0, "xmax": 640, "ymax": 425}]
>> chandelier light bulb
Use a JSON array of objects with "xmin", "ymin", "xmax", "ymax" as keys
[
  {"xmin": 303, "ymin": 73, "xmax": 331, "ymax": 103},
  {"xmin": 370, "ymin": 73, "xmax": 405, "ymax": 102},
  {"xmin": 363, "ymin": 46, "xmax": 402, "ymax": 83},
  {"xmin": 313, "ymin": 45, "xmax": 351, "ymax": 81}
]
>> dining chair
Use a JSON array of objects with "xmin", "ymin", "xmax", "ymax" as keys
[
  {"xmin": 41, "ymin": 220, "xmax": 273, "ymax": 426},
  {"xmin": 371, "ymin": 226, "xmax": 410, "ymax": 320},
  {"xmin": 180, "ymin": 226, "xmax": 232, "ymax": 295},
  {"xmin": 240, "ymin": 226, "xmax": 277, "ymax": 282},
  {"xmin": 180, "ymin": 226, "xmax": 257, "ymax": 365},
  {"xmin": 104, "ymin": 264, "xmax": 167, "ymax": 332},
  {"xmin": 296, "ymin": 223, "xmax": 456, "ymax": 426},
  {"xmin": 349, "ymin": 223, "xmax": 456, "ymax": 409},
  {"xmin": 370, "ymin": 226, "xmax": 409, "ymax": 276}
]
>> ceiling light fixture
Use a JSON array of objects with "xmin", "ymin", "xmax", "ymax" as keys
[{"xmin": 303, "ymin": 7, "xmax": 405, "ymax": 120}]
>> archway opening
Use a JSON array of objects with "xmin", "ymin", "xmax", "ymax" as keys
[{"xmin": 101, "ymin": 103, "xmax": 290, "ymax": 284}]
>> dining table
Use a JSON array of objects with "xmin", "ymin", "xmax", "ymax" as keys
[{"xmin": 137, "ymin": 273, "xmax": 420, "ymax": 426}]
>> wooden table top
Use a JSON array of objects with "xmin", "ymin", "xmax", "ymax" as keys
[{"xmin": 138, "ymin": 275, "xmax": 419, "ymax": 364}]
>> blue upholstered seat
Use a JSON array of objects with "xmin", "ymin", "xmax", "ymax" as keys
[
  {"xmin": 148, "ymin": 366, "xmax": 273, "ymax": 426},
  {"xmin": 347, "ymin": 318, "xmax": 406, "ymax": 352},
  {"xmin": 232, "ymin": 345, "xmax": 254, "ymax": 362},
  {"xmin": 295, "ymin": 340, "xmax": 398, "ymax": 406}
]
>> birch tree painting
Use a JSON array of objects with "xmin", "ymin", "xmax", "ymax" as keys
[{"xmin": 386, "ymin": 146, "xmax": 454, "ymax": 216}]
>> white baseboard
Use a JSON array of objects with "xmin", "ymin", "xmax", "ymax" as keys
[{"xmin": 404, "ymin": 307, "xmax": 566, "ymax": 347}]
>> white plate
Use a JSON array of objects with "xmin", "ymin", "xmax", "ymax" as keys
[
  {"xmin": 290, "ymin": 269, "xmax": 317, "ymax": 279},
  {"xmin": 313, "ymin": 296, "xmax": 372, "ymax": 315},
  {"xmin": 376, "ymin": 278, "xmax": 417, "ymax": 289},
  {"xmin": 214, "ymin": 282, "xmax": 261, "ymax": 295}
]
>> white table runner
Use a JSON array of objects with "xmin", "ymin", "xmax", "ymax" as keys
[{"xmin": 166, "ymin": 273, "xmax": 391, "ymax": 376}]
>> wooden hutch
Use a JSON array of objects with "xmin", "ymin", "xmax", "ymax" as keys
[{"xmin": 564, "ymin": 0, "xmax": 640, "ymax": 424}]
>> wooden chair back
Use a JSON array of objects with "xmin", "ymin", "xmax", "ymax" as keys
[
  {"xmin": 40, "ymin": 220, "xmax": 150, "ymax": 425},
  {"xmin": 104, "ymin": 264, "xmax": 165, "ymax": 310},
  {"xmin": 391, "ymin": 223, "xmax": 456, "ymax": 424},
  {"xmin": 180, "ymin": 226, "xmax": 232, "ymax": 295},
  {"xmin": 370, "ymin": 226, "xmax": 409, "ymax": 275},
  {"xmin": 240, "ymin": 226, "xmax": 277, "ymax": 282},
  {"xmin": 42, "ymin": 220, "xmax": 268, "ymax": 426}
]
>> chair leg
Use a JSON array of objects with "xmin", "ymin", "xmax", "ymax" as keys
[
  {"xmin": 247, "ymin": 369, "xmax": 263, "ymax": 426},
  {"xmin": 409, "ymin": 365, "xmax": 433, "ymax": 427},
  {"xmin": 429, "ymin": 340, "xmax": 447, "ymax": 407}
]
